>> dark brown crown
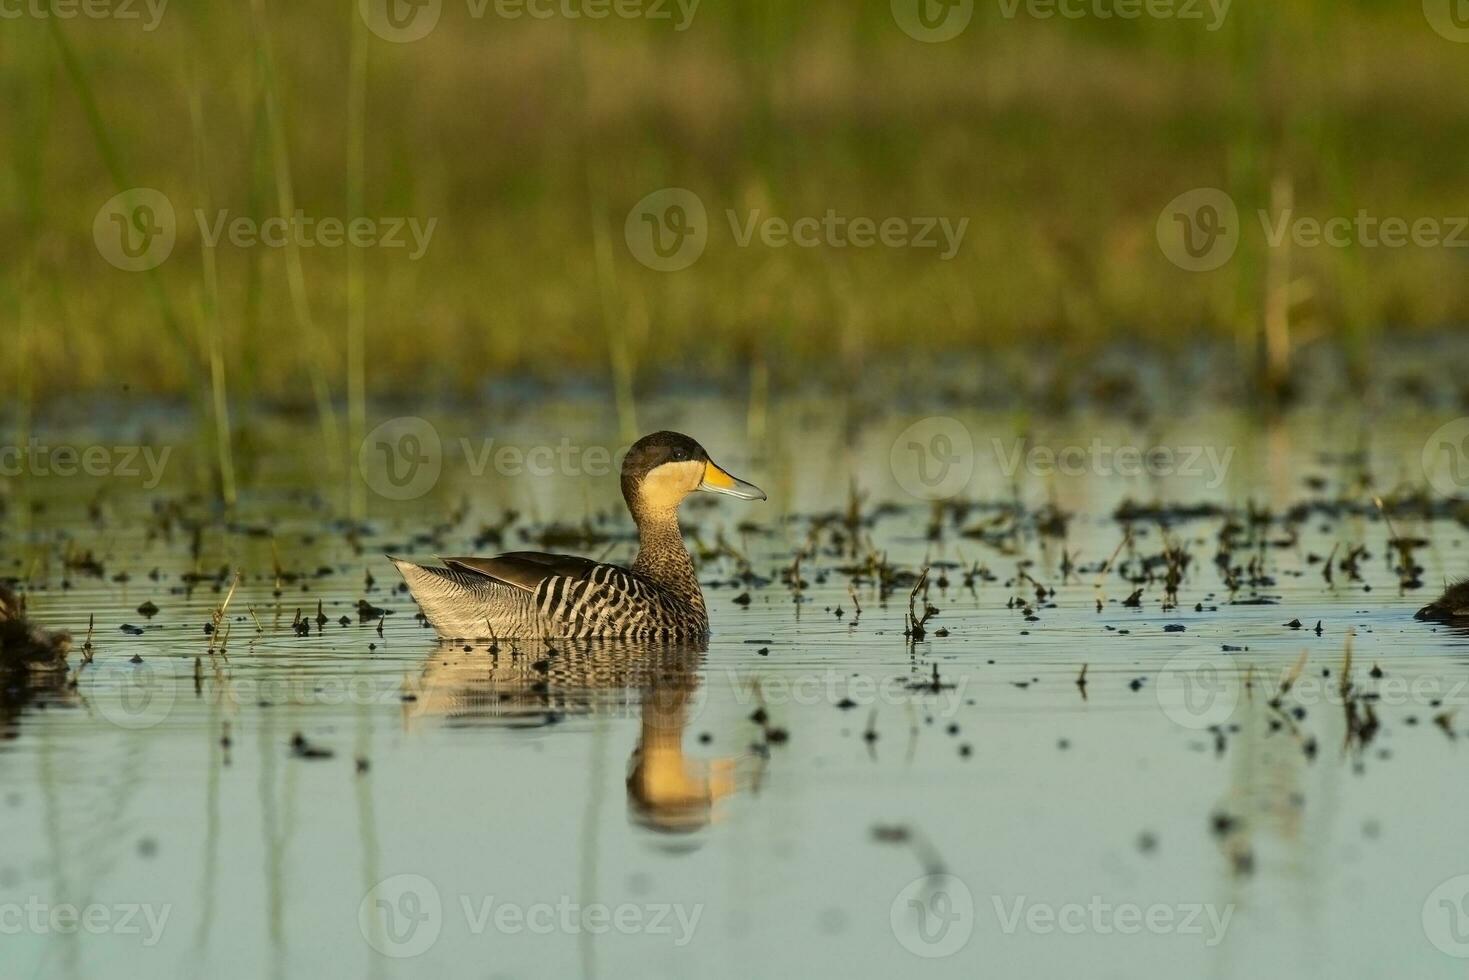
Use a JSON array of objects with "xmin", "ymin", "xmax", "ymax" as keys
[{"xmin": 620, "ymin": 431, "xmax": 707, "ymax": 502}]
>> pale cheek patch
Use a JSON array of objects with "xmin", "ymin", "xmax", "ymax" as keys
[{"xmin": 640, "ymin": 461, "xmax": 704, "ymax": 511}]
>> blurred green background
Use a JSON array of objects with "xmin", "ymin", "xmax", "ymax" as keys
[{"xmin": 4, "ymin": 0, "xmax": 1469, "ymax": 410}]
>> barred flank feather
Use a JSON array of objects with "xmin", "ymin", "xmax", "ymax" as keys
[{"xmin": 391, "ymin": 557, "xmax": 708, "ymax": 640}]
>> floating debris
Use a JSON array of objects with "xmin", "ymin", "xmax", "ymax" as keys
[{"xmin": 290, "ymin": 733, "xmax": 335, "ymax": 760}]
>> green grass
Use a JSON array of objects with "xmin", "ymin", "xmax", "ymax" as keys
[{"xmin": 5, "ymin": 0, "xmax": 1469, "ymax": 410}]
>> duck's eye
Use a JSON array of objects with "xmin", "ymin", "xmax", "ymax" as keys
[{"xmin": 671, "ymin": 447, "xmax": 688, "ymax": 461}]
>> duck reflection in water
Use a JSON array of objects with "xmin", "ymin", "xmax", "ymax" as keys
[{"xmin": 406, "ymin": 638, "xmax": 740, "ymax": 833}]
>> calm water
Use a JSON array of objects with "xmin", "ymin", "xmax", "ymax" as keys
[{"xmin": 5, "ymin": 398, "xmax": 1469, "ymax": 979}]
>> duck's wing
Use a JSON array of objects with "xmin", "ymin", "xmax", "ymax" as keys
[{"xmin": 440, "ymin": 552, "xmax": 602, "ymax": 594}]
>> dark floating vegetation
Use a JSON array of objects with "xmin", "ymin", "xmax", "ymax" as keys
[
  {"xmin": 0, "ymin": 585, "xmax": 71, "ymax": 675},
  {"xmin": 1415, "ymin": 579, "xmax": 1469, "ymax": 623},
  {"xmin": 0, "ymin": 585, "xmax": 72, "ymax": 738}
]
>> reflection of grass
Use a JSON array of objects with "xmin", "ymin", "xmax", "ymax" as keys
[{"xmin": 9, "ymin": 3, "xmax": 1469, "ymax": 409}]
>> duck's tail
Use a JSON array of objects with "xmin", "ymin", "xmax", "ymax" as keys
[{"xmin": 388, "ymin": 556, "xmax": 533, "ymax": 639}]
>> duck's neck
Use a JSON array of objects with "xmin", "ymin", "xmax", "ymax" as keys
[{"xmin": 631, "ymin": 504, "xmax": 704, "ymax": 608}]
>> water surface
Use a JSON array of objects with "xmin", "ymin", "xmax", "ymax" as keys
[{"xmin": 4, "ymin": 399, "xmax": 1469, "ymax": 979}]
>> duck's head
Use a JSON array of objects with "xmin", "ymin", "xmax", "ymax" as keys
[{"xmin": 621, "ymin": 431, "xmax": 765, "ymax": 514}]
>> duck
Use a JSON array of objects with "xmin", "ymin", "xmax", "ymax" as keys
[
  {"xmin": 391, "ymin": 431, "xmax": 765, "ymax": 639},
  {"xmin": 1416, "ymin": 580, "xmax": 1469, "ymax": 623}
]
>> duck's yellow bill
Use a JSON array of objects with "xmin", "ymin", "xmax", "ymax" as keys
[{"xmin": 699, "ymin": 460, "xmax": 766, "ymax": 501}]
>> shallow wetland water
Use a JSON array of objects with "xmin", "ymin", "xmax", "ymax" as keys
[{"xmin": 4, "ymin": 397, "xmax": 1469, "ymax": 979}]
